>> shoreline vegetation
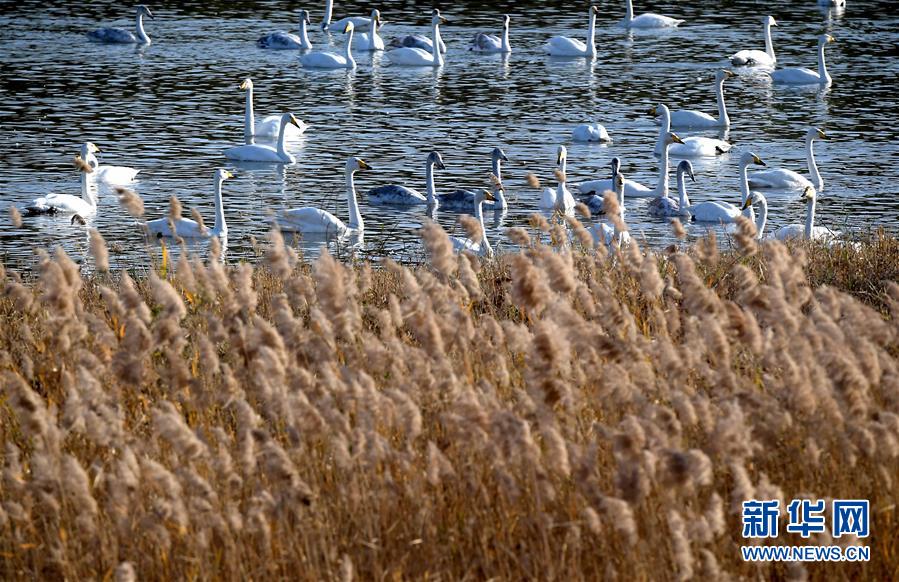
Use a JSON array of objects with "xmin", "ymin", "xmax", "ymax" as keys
[{"xmin": 1, "ymin": 210, "xmax": 898, "ymax": 579}]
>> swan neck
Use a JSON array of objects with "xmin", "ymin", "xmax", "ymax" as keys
[
  {"xmin": 213, "ymin": 176, "xmax": 226, "ymax": 235},
  {"xmin": 656, "ymin": 145, "xmax": 670, "ymax": 198},
  {"xmin": 818, "ymin": 41, "xmax": 830, "ymax": 83},
  {"xmin": 425, "ymin": 161, "xmax": 437, "ymax": 203},
  {"xmin": 805, "ymin": 197, "xmax": 816, "ymax": 238},
  {"xmin": 346, "ymin": 169, "xmax": 363, "ymax": 230},
  {"xmin": 739, "ymin": 161, "xmax": 750, "ymax": 204},
  {"xmin": 135, "ymin": 12, "xmax": 150, "ymax": 44},
  {"xmin": 764, "ymin": 21, "xmax": 775, "ymax": 61},
  {"xmin": 345, "ymin": 28, "xmax": 355, "ymax": 63},
  {"xmin": 277, "ymin": 117, "xmax": 289, "ymax": 156},
  {"xmin": 322, "ymin": 0, "xmax": 333, "ymax": 28},
  {"xmin": 299, "ymin": 17, "xmax": 310, "ymax": 46},
  {"xmin": 586, "ymin": 11, "xmax": 597, "ymax": 56},
  {"xmin": 716, "ymin": 78, "xmax": 729, "ymax": 126},
  {"xmin": 655, "ymin": 109, "xmax": 670, "ymax": 152},
  {"xmin": 433, "ymin": 23, "xmax": 444, "ymax": 65},
  {"xmin": 244, "ymin": 87, "xmax": 255, "ymax": 145},
  {"xmin": 676, "ymin": 170, "xmax": 688, "ymax": 208},
  {"xmin": 806, "ymin": 136, "xmax": 823, "ymax": 190},
  {"xmin": 491, "ymin": 157, "xmax": 502, "ymax": 182},
  {"xmin": 475, "ymin": 201, "xmax": 492, "ymax": 255},
  {"xmin": 501, "ymin": 19, "xmax": 510, "ymax": 51},
  {"xmin": 755, "ymin": 197, "xmax": 768, "ymax": 239},
  {"xmin": 625, "ymin": 0, "xmax": 634, "ymax": 21},
  {"xmin": 81, "ymin": 171, "xmax": 97, "ymax": 207}
]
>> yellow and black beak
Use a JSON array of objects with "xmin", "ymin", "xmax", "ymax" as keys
[
  {"xmin": 649, "ymin": 105, "xmax": 658, "ymax": 116},
  {"xmin": 240, "ymin": 79, "xmax": 251, "ymax": 90},
  {"xmin": 826, "ymin": 35, "xmax": 836, "ymax": 43},
  {"xmin": 800, "ymin": 187, "xmax": 814, "ymax": 201},
  {"xmin": 344, "ymin": 23, "xmax": 352, "ymax": 33},
  {"xmin": 742, "ymin": 196, "xmax": 753, "ymax": 210},
  {"xmin": 224, "ymin": 170, "xmax": 235, "ymax": 180},
  {"xmin": 724, "ymin": 69, "xmax": 735, "ymax": 78},
  {"xmin": 671, "ymin": 133, "xmax": 685, "ymax": 145},
  {"xmin": 145, "ymin": 7, "xmax": 154, "ymax": 19},
  {"xmin": 484, "ymin": 189, "xmax": 495, "ymax": 202},
  {"xmin": 358, "ymin": 159, "xmax": 371, "ymax": 171},
  {"xmin": 753, "ymin": 155, "xmax": 767, "ymax": 167},
  {"xmin": 289, "ymin": 114, "xmax": 301, "ymax": 128},
  {"xmin": 92, "ymin": 144, "xmax": 101, "ymax": 153},
  {"xmin": 817, "ymin": 129, "xmax": 827, "ymax": 140}
]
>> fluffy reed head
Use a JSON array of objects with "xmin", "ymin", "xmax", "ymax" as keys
[{"xmin": 115, "ymin": 187, "xmax": 144, "ymax": 218}]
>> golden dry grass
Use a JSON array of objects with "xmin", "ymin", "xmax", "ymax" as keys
[{"xmin": 1, "ymin": 223, "xmax": 898, "ymax": 580}]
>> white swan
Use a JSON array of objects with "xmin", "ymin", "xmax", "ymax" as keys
[
  {"xmin": 357, "ymin": 10, "xmax": 385, "ymax": 51},
  {"xmin": 769, "ymin": 186, "xmax": 839, "ymax": 240},
  {"xmin": 301, "ymin": 22, "xmax": 356, "ymax": 68},
  {"xmin": 87, "ymin": 5, "xmax": 153, "ymax": 45},
  {"xmin": 386, "ymin": 12, "xmax": 445, "ymax": 66},
  {"xmin": 740, "ymin": 192, "xmax": 769, "ymax": 238},
  {"xmin": 572, "ymin": 122, "xmax": 611, "ymax": 143},
  {"xmin": 544, "ymin": 6, "xmax": 597, "ymax": 57},
  {"xmin": 675, "ymin": 160, "xmax": 743, "ymax": 223},
  {"xmin": 663, "ymin": 70, "xmax": 734, "ymax": 128},
  {"xmin": 577, "ymin": 157, "xmax": 654, "ymax": 200},
  {"xmin": 620, "ymin": 0, "xmax": 684, "ymax": 28},
  {"xmin": 80, "ymin": 142, "xmax": 140, "ymax": 185},
  {"xmin": 438, "ymin": 148, "xmax": 509, "ymax": 210},
  {"xmin": 469, "ymin": 15, "xmax": 511, "ymax": 53},
  {"xmin": 25, "ymin": 163, "xmax": 97, "ymax": 218},
  {"xmin": 770, "ymin": 34, "xmax": 835, "ymax": 85},
  {"xmin": 240, "ymin": 79, "xmax": 307, "ymax": 144},
  {"xmin": 147, "ymin": 170, "xmax": 232, "ymax": 239},
  {"xmin": 390, "ymin": 10, "xmax": 447, "ymax": 54},
  {"xmin": 322, "ymin": 0, "xmax": 380, "ymax": 32},
  {"xmin": 749, "ymin": 128, "xmax": 826, "ymax": 191},
  {"xmin": 277, "ymin": 157, "xmax": 370, "ymax": 236},
  {"xmin": 369, "ymin": 151, "xmax": 444, "ymax": 206},
  {"xmin": 730, "ymin": 16, "xmax": 778, "ymax": 67},
  {"xmin": 647, "ymin": 132, "xmax": 687, "ymax": 217},
  {"xmin": 818, "ymin": 0, "xmax": 846, "ymax": 7},
  {"xmin": 588, "ymin": 173, "xmax": 631, "ymax": 247},
  {"xmin": 539, "ymin": 146, "xmax": 576, "ymax": 213},
  {"xmin": 224, "ymin": 113, "xmax": 303, "ymax": 163},
  {"xmin": 257, "ymin": 9, "xmax": 313, "ymax": 50},
  {"xmin": 451, "ymin": 189, "xmax": 495, "ymax": 257},
  {"xmin": 652, "ymin": 104, "xmax": 732, "ymax": 158}
]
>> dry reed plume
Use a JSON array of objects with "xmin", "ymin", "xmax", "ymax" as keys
[{"xmin": 1, "ymin": 220, "xmax": 898, "ymax": 580}]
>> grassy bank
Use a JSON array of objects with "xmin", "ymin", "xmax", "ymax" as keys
[{"xmin": 1, "ymin": 220, "xmax": 898, "ymax": 580}]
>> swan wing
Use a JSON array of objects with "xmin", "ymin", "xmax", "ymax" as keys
[
  {"xmin": 688, "ymin": 201, "xmax": 741, "ymax": 223},
  {"xmin": 95, "ymin": 165, "xmax": 139, "ymax": 184},
  {"xmin": 224, "ymin": 144, "xmax": 285, "ymax": 162},
  {"xmin": 469, "ymin": 33, "xmax": 502, "ymax": 52},
  {"xmin": 770, "ymin": 67, "xmax": 820, "ymax": 84},
  {"xmin": 539, "ymin": 187, "xmax": 557, "ymax": 209},
  {"xmin": 670, "ymin": 137, "xmax": 731, "ymax": 158},
  {"xmin": 391, "ymin": 35, "xmax": 434, "ymax": 51},
  {"xmin": 256, "ymin": 114, "xmax": 307, "ymax": 138},
  {"xmin": 626, "ymin": 14, "xmax": 684, "ymax": 28},
  {"xmin": 329, "ymin": 17, "xmax": 373, "ymax": 32},
  {"xmin": 87, "ymin": 28, "xmax": 137, "ymax": 43},
  {"xmin": 368, "ymin": 184, "xmax": 427, "ymax": 205},
  {"xmin": 772, "ymin": 224, "xmax": 805, "ymax": 241},
  {"xmin": 147, "ymin": 217, "xmax": 206, "ymax": 239},
  {"xmin": 572, "ymin": 123, "xmax": 611, "ymax": 142},
  {"xmin": 730, "ymin": 49, "xmax": 774, "ymax": 67},
  {"xmin": 648, "ymin": 196, "xmax": 680, "ymax": 217},
  {"xmin": 669, "ymin": 110, "xmax": 719, "ymax": 128},
  {"xmin": 544, "ymin": 36, "xmax": 587, "ymax": 56},
  {"xmin": 300, "ymin": 51, "xmax": 349, "ymax": 68},
  {"xmin": 26, "ymin": 194, "xmax": 94, "ymax": 216},
  {"xmin": 748, "ymin": 169, "xmax": 812, "ymax": 190},
  {"xmin": 437, "ymin": 190, "xmax": 476, "ymax": 210},
  {"xmin": 386, "ymin": 47, "xmax": 435, "ymax": 66},
  {"xmin": 578, "ymin": 178, "xmax": 653, "ymax": 198},
  {"xmin": 279, "ymin": 208, "xmax": 346, "ymax": 234},
  {"xmin": 257, "ymin": 32, "xmax": 303, "ymax": 50}
]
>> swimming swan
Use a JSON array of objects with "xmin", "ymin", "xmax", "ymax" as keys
[
  {"xmin": 301, "ymin": 22, "xmax": 357, "ymax": 68},
  {"xmin": 730, "ymin": 16, "xmax": 777, "ymax": 67},
  {"xmin": 675, "ymin": 160, "xmax": 743, "ymax": 223},
  {"xmin": 740, "ymin": 192, "xmax": 769, "ymax": 238},
  {"xmin": 749, "ymin": 128, "xmax": 826, "ymax": 191},
  {"xmin": 663, "ymin": 70, "xmax": 734, "ymax": 128},
  {"xmin": 469, "ymin": 15, "xmax": 512, "ymax": 53},
  {"xmin": 87, "ymin": 5, "xmax": 153, "ymax": 45},
  {"xmin": 438, "ymin": 148, "xmax": 509, "ymax": 210},
  {"xmin": 572, "ymin": 122, "xmax": 612, "ymax": 143},
  {"xmin": 277, "ymin": 157, "xmax": 371, "ymax": 236},
  {"xmin": 224, "ymin": 113, "xmax": 303, "ymax": 163},
  {"xmin": 768, "ymin": 186, "xmax": 839, "ymax": 240},
  {"xmin": 257, "ymin": 9, "xmax": 313, "ymax": 50},
  {"xmin": 652, "ymin": 104, "xmax": 732, "ymax": 158},
  {"xmin": 240, "ymin": 79, "xmax": 307, "ymax": 144},
  {"xmin": 588, "ymin": 173, "xmax": 631, "ymax": 247},
  {"xmin": 322, "ymin": 0, "xmax": 381, "ymax": 32},
  {"xmin": 539, "ymin": 146, "xmax": 576, "ymax": 213},
  {"xmin": 81, "ymin": 142, "xmax": 140, "ymax": 185},
  {"xmin": 390, "ymin": 10, "xmax": 447, "ymax": 54},
  {"xmin": 544, "ymin": 6, "xmax": 598, "ymax": 57},
  {"xmin": 147, "ymin": 170, "xmax": 232, "ymax": 239},
  {"xmin": 451, "ymin": 189, "xmax": 495, "ymax": 256},
  {"xmin": 369, "ymin": 151, "xmax": 444, "ymax": 206},
  {"xmin": 647, "ymin": 132, "xmax": 687, "ymax": 217},
  {"xmin": 386, "ymin": 11, "xmax": 446, "ymax": 66},
  {"xmin": 769, "ymin": 34, "xmax": 835, "ymax": 85},
  {"xmin": 25, "ymin": 163, "xmax": 97, "ymax": 218},
  {"xmin": 577, "ymin": 157, "xmax": 654, "ymax": 199},
  {"xmin": 620, "ymin": 0, "xmax": 684, "ymax": 28},
  {"xmin": 357, "ymin": 10, "xmax": 385, "ymax": 51}
]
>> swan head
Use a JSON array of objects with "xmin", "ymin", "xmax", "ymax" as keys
[
  {"xmin": 800, "ymin": 186, "xmax": 817, "ymax": 202},
  {"xmin": 716, "ymin": 69, "xmax": 735, "ymax": 82},
  {"xmin": 284, "ymin": 113, "xmax": 302, "ymax": 128},
  {"xmin": 650, "ymin": 103, "xmax": 670, "ymax": 118},
  {"xmin": 215, "ymin": 169, "xmax": 235, "ymax": 183},
  {"xmin": 240, "ymin": 78, "xmax": 253, "ymax": 90},
  {"xmin": 492, "ymin": 148, "xmax": 509, "ymax": 163},
  {"xmin": 765, "ymin": 16, "xmax": 777, "ymax": 27},
  {"xmin": 666, "ymin": 132, "xmax": 686, "ymax": 145},
  {"xmin": 678, "ymin": 160, "xmax": 695, "ymax": 182},
  {"xmin": 299, "ymin": 9, "xmax": 311, "ymax": 25},
  {"xmin": 476, "ymin": 189, "xmax": 496, "ymax": 203},
  {"xmin": 82, "ymin": 142, "xmax": 101, "ymax": 155},
  {"xmin": 503, "ymin": 14, "xmax": 511, "ymax": 25},
  {"xmin": 556, "ymin": 145, "xmax": 567, "ymax": 165},
  {"xmin": 427, "ymin": 151, "xmax": 446, "ymax": 170},
  {"xmin": 613, "ymin": 172, "xmax": 625, "ymax": 192},
  {"xmin": 431, "ymin": 9, "xmax": 447, "ymax": 25},
  {"xmin": 741, "ymin": 152, "xmax": 766, "ymax": 167},
  {"xmin": 610, "ymin": 157, "xmax": 621, "ymax": 175},
  {"xmin": 819, "ymin": 34, "xmax": 836, "ymax": 46},
  {"xmin": 347, "ymin": 157, "xmax": 371, "ymax": 173},
  {"xmin": 343, "ymin": 22, "xmax": 355, "ymax": 34},
  {"xmin": 371, "ymin": 9, "xmax": 381, "ymax": 24},
  {"xmin": 742, "ymin": 192, "xmax": 759, "ymax": 210},
  {"xmin": 809, "ymin": 127, "xmax": 827, "ymax": 140},
  {"xmin": 136, "ymin": 5, "xmax": 153, "ymax": 19}
]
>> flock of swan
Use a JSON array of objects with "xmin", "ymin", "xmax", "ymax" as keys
[{"xmin": 19, "ymin": 1, "xmax": 851, "ymax": 258}]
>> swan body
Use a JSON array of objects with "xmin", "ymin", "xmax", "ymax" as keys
[
  {"xmin": 544, "ymin": 6, "xmax": 598, "ymax": 57},
  {"xmin": 390, "ymin": 33, "xmax": 446, "ymax": 54},
  {"xmin": 652, "ymin": 104, "xmax": 732, "ymax": 158},
  {"xmin": 26, "ymin": 166, "xmax": 97, "ymax": 217},
  {"xmin": 356, "ymin": 10, "xmax": 384, "ymax": 51},
  {"xmin": 664, "ymin": 70, "xmax": 734, "ymax": 128},
  {"xmin": 147, "ymin": 170, "xmax": 232, "ymax": 239},
  {"xmin": 451, "ymin": 189, "xmax": 495, "ymax": 256},
  {"xmin": 240, "ymin": 79, "xmax": 306, "ymax": 144},
  {"xmin": 438, "ymin": 148, "xmax": 508, "ymax": 210},
  {"xmin": 770, "ymin": 34, "xmax": 835, "ymax": 85},
  {"xmin": 730, "ymin": 16, "xmax": 777, "ymax": 67},
  {"xmin": 572, "ymin": 122, "xmax": 611, "ymax": 143},
  {"xmin": 539, "ymin": 146, "xmax": 575, "ymax": 213},
  {"xmin": 675, "ymin": 160, "xmax": 742, "ymax": 223},
  {"xmin": 80, "ymin": 142, "xmax": 139, "ymax": 184},
  {"xmin": 87, "ymin": 5, "xmax": 153, "ymax": 45},
  {"xmin": 620, "ymin": 0, "xmax": 684, "ymax": 28},
  {"xmin": 225, "ymin": 113, "xmax": 303, "ymax": 163},
  {"xmin": 301, "ymin": 22, "xmax": 356, "ymax": 68},
  {"xmin": 257, "ymin": 9, "xmax": 312, "ymax": 50},
  {"xmin": 328, "ymin": 16, "xmax": 377, "ymax": 32},
  {"xmin": 647, "ymin": 132, "xmax": 688, "ymax": 217},
  {"xmin": 578, "ymin": 158, "xmax": 653, "ymax": 200},
  {"xmin": 588, "ymin": 173, "xmax": 631, "ymax": 247},
  {"xmin": 387, "ymin": 12, "xmax": 445, "ymax": 66},
  {"xmin": 769, "ymin": 187, "xmax": 838, "ymax": 240},
  {"xmin": 469, "ymin": 15, "xmax": 511, "ymax": 53},
  {"xmin": 369, "ymin": 151, "xmax": 443, "ymax": 206},
  {"xmin": 278, "ymin": 158, "xmax": 370, "ymax": 236},
  {"xmin": 749, "ymin": 128, "xmax": 826, "ymax": 191}
]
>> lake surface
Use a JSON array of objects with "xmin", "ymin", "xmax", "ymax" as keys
[{"xmin": 1, "ymin": 0, "xmax": 897, "ymax": 270}]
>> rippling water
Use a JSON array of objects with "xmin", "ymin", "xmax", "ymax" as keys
[{"xmin": 1, "ymin": 0, "xmax": 897, "ymax": 270}]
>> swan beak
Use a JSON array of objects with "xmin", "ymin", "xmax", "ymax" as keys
[
  {"xmin": 753, "ymin": 155, "xmax": 766, "ymax": 166},
  {"xmin": 289, "ymin": 114, "xmax": 302, "ymax": 128},
  {"xmin": 344, "ymin": 24, "xmax": 352, "ymax": 33},
  {"xmin": 818, "ymin": 129, "xmax": 827, "ymax": 139},
  {"xmin": 649, "ymin": 105, "xmax": 658, "ymax": 116},
  {"xmin": 358, "ymin": 160, "xmax": 371, "ymax": 171},
  {"xmin": 144, "ymin": 7, "xmax": 154, "ymax": 19},
  {"xmin": 91, "ymin": 144, "xmax": 101, "ymax": 153},
  {"xmin": 671, "ymin": 133, "xmax": 685, "ymax": 145},
  {"xmin": 223, "ymin": 171, "xmax": 235, "ymax": 180},
  {"xmin": 800, "ymin": 187, "xmax": 814, "ymax": 201},
  {"xmin": 484, "ymin": 189, "xmax": 495, "ymax": 202},
  {"xmin": 827, "ymin": 35, "xmax": 836, "ymax": 43},
  {"xmin": 689, "ymin": 171, "xmax": 696, "ymax": 182},
  {"xmin": 742, "ymin": 197, "xmax": 753, "ymax": 210},
  {"xmin": 724, "ymin": 70, "xmax": 735, "ymax": 78},
  {"xmin": 240, "ymin": 79, "xmax": 251, "ymax": 90}
]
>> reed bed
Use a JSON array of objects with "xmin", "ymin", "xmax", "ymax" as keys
[{"xmin": 1, "ymin": 218, "xmax": 898, "ymax": 580}]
